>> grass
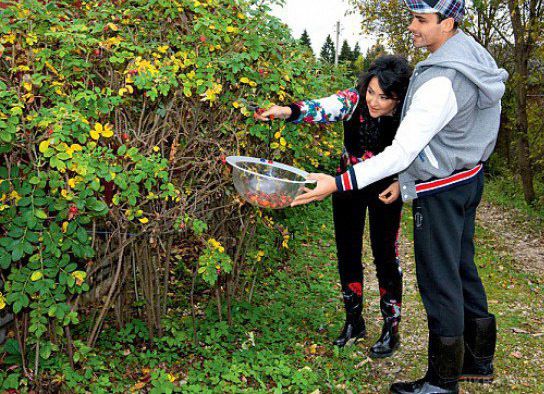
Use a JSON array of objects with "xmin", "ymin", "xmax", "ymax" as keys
[
  {"xmin": 144, "ymin": 200, "xmax": 544, "ymax": 392},
  {"xmin": 18, "ymin": 196, "xmax": 543, "ymax": 393},
  {"xmin": 484, "ymin": 173, "xmax": 544, "ymax": 230}
]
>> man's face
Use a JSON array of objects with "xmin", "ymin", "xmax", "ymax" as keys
[{"xmin": 408, "ymin": 12, "xmax": 449, "ymax": 52}]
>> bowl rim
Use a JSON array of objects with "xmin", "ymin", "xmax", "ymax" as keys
[{"xmin": 226, "ymin": 156, "xmax": 316, "ymax": 185}]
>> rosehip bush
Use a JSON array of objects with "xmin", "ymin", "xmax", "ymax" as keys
[{"xmin": 0, "ymin": 0, "xmax": 351, "ymax": 388}]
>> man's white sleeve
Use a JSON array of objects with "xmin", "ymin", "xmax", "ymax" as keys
[{"xmin": 335, "ymin": 76, "xmax": 458, "ymax": 192}]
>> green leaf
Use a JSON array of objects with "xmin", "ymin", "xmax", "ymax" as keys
[
  {"xmin": 56, "ymin": 152, "xmax": 71, "ymax": 160},
  {"xmin": 0, "ymin": 251, "xmax": 10, "ymax": 269},
  {"xmin": 29, "ymin": 176, "xmax": 40, "ymax": 185},
  {"xmin": 87, "ymin": 199, "xmax": 107, "ymax": 212},
  {"xmin": 35, "ymin": 209, "xmax": 48, "ymax": 219},
  {"xmin": 12, "ymin": 243, "xmax": 24, "ymax": 262}
]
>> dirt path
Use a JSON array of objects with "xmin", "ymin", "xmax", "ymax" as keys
[{"xmin": 476, "ymin": 200, "xmax": 544, "ymax": 276}]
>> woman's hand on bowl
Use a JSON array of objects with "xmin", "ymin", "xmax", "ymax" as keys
[{"xmin": 254, "ymin": 105, "xmax": 292, "ymax": 121}]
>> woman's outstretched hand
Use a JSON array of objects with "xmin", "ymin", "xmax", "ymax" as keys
[
  {"xmin": 379, "ymin": 181, "xmax": 400, "ymax": 204},
  {"xmin": 291, "ymin": 173, "xmax": 338, "ymax": 207},
  {"xmin": 253, "ymin": 105, "xmax": 292, "ymax": 121}
]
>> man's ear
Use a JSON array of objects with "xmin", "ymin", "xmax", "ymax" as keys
[{"xmin": 441, "ymin": 17, "xmax": 456, "ymax": 33}]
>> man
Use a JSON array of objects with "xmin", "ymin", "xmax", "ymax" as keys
[{"xmin": 290, "ymin": 1, "xmax": 508, "ymax": 393}]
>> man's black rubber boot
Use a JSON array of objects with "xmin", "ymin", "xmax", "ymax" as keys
[
  {"xmin": 390, "ymin": 334, "xmax": 464, "ymax": 394},
  {"xmin": 370, "ymin": 288, "xmax": 401, "ymax": 358},
  {"xmin": 333, "ymin": 288, "xmax": 366, "ymax": 347},
  {"xmin": 459, "ymin": 314, "xmax": 496, "ymax": 383}
]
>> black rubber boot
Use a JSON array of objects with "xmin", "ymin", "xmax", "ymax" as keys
[
  {"xmin": 390, "ymin": 334, "xmax": 464, "ymax": 394},
  {"xmin": 333, "ymin": 287, "xmax": 366, "ymax": 347},
  {"xmin": 459, "ymin": 314, "xmax": 496, "ymax": 383},
  {"xmin": 370, "ymin": 288, "xmax": 401, "ymax": 358}
]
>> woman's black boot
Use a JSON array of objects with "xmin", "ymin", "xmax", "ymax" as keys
[
  {"xmin": 390, "ymin": 334, "xmax": 464, "ymax": 394},
  {"xmin": 370, "ymin": 288, "xmax": 401, "ymax": 358},
  {"xmin": 333, "ymin": 285, "xmax": 366, "ymax": 347},
  {"xmin": 459, "ymin": 314, "xmax": 496, "ymax": 383}
]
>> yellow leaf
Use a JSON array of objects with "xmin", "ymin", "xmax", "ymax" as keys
[
  {"xmin": 130, "ymin": 382, "xmax": 146, "ymax": 391},
  {"xmin": 274, "ymin": 132, "xmax": 281, "ymax": 139},
  {"xmin": 126, "ymin": 85, "xmax": 134, "ymax": 94},
  {"xmin": 237, "ymin": 12, "xmax": 245, "ymax": 19},
  {"xmin": 70, "ymin": 144, "xmax": 83, "ymax": 152},
  {"xmin": 280, "ymin": 137, "xmax": 286, "ymax": 147},
  {"xmin": 0, "ymin": 293, "xmax": 6, "ymax": 310},
  {"xmin": 118, "ymin": 88, "xmax": 127, "ymax": 96},
  {"xmin": 90, "ymin": 129, "xmax": 100, "ymax": 140},
  {"xmin": 153, "ymin": 146, "xmax": 160, "ymax": 152},
  {"xmin": 94, "ymin": 122, "xmax": 103, "ymax": 134},
  {"xmin": 39, "ymin": 140, "xmax": 50, "ymax": 153},
  {"xmin": 107, "ymin": 22, "xmax": 119, "ymax": 31},
  {"xmin": 101, "ymin": 124, "xmax": 113, "ymax": 138},
  {"xmin": 139, "ymin": 217, "xmax": 149, "ymax": 224},
  {"xmin": 270, "ymin": 142, "xmax": 279, "ymax": 149},
  {"xmin": 31, "ymin": 271, "xmax": 43, "ymax": 281},
  {"xmin": 239, "ymin": 77, "xmax": 250, "ymax": 84},
  {"xmin": 62, "ymin": 221, "xmax": 69, "ymax": 233},
  {"xmin": 249, "ymin": 81, "xmax": 257, "ymax": 87},
  {"xmin": 71, "ymin": 271, "xmax": 87, "ymax": 286},
  {"xmin": 232, "ymin": 101, "xmax": 240, "ymax": 108}
]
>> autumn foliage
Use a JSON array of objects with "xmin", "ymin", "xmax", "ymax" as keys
[{"xmin": 0, "ymin": 0, "xmax": 351, "ymax": 388}]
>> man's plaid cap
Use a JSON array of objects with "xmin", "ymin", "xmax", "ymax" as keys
[{"xmin": 403, "ymin": 0, "xmax": 465, "ymax": 22}]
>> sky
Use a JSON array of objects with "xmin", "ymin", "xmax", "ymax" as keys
[{"xmin": 269, "ymin": 0, "xmax": 375, "ymax": 57}]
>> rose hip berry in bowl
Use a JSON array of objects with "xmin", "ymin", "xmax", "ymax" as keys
[{"xmin": 226, "ymin": 156, "xmax": 315, "ymax": 209}]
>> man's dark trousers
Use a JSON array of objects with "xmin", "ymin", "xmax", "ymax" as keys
[{"xmin": 412, "ymin": 170, "xmax": 489, "ymax": 336}]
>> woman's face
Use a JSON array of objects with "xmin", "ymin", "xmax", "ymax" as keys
[{"xmin": 365, "ymin": 76, "xmax": 399, "ymax": 118}]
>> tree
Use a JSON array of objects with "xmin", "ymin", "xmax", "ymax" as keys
[
  {"xmin": 361, "ymin": 43, "xmax": 387, "ymax": 71},
  {"xmin": 348, "ymin": 0, "xmax": 422, "ymax": 62},
  {"xmin": 319, "ymin": 34, "xmax": 336, "ymax": 64},
  {"xmin": 352, "ymin": 42, "xmax": 361, "ymax": 62},
  {"xmin": 467, "ymin": 0, "xmax": 544, "ymax": 204},
  {"xmin": 338, "ymin": 39, "xmax": 353, "ymax": 63},
  {"xmin": 299, "ymin": 29, "xmax": 312, "ymax": 52}
]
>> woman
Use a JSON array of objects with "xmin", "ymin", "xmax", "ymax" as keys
[{"xmin": 255, "ymin": 55, "xmax": 412, "ymax": 358}]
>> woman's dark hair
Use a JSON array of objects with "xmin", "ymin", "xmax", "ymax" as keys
[
  {"xmin": 346, "ymin": 55, "xmax": 413, "ymax": 156},
  {"xmin": 357, "ymin": 54, "xmax": 413, "ymax": 114}
]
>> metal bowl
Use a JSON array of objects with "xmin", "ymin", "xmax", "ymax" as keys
[{"xmin": 226, "ymin": 156, "xmax": 315, "ymax": 209}]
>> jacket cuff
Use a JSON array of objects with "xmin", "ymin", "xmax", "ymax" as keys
[
  {"xmin": 285, "ymin": 104, "xmax": 301, "ymax": 122},
  {"xmin": 335, "ymin": 167, "xmax": 358, "ymax": 192},
  {"xmin": 398, "ymin": 172, "xmax": 417, "ymax": 201}
]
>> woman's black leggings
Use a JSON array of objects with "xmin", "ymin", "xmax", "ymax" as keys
[{"xmin": 332, "ymin": 178, "xmax": 403, "ymax": 307}]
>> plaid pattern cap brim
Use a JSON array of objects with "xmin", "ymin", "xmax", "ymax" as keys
[{"xmin": 403, "ymin": 0, "xmax": 465, "ymax": 22}]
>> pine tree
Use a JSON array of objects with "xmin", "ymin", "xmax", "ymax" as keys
[
  {"xmin": 362, "ymin": 44, "xmax": 387, "ymax": 70},
  {"xmin": 319, "ymin": 35, "xmax": 335, "ymax": 64},
  {"xmin": 352, "ymin": 42, "xmax": 361, "ymax": 62},
  {"xmin": 299, "ymin": 29, "xmax": 312, "ymax": 51},
  {"xmin": 338, "ymin": 40, "xmax": 353, "ymax": 63}
]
